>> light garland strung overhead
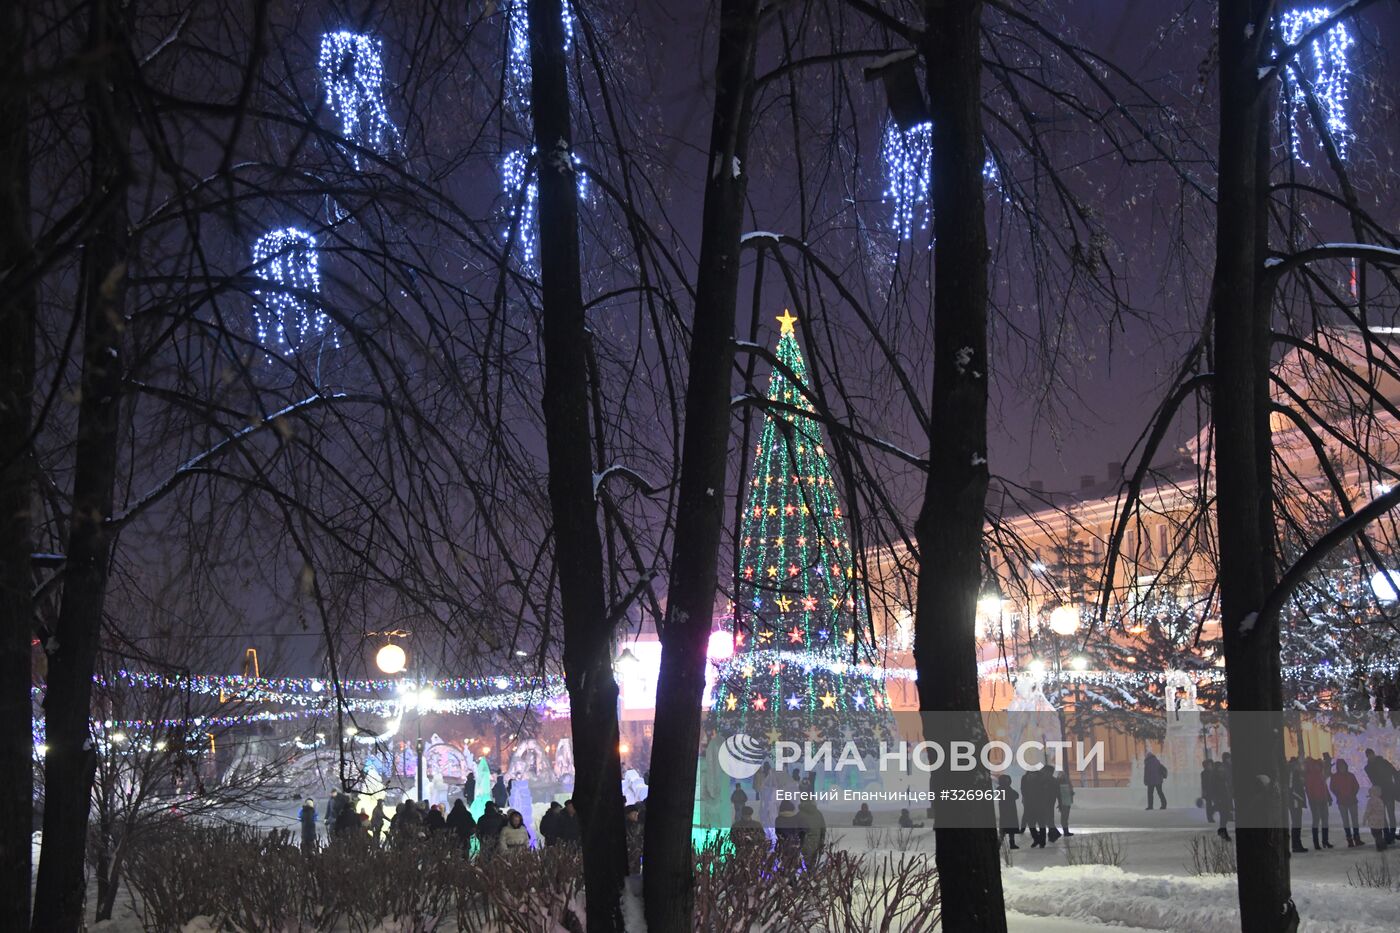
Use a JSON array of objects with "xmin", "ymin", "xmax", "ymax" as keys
[
  {"xmin": 318, "ymin": 31, "xmax": 400, "ymax": 168},
  {"xmin": 1278, "ymin": 6, "xmax": 1354, "ymax": 163},
  {"xmin": 251, "ymin": 228, "xmax": 334, "ymax": 351}
]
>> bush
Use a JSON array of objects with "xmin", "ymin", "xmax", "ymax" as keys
[
  {"xmin": 1186, "ymin": 834, "xmax": 1237, "ymax": 876},
  {"xmin": 1347, "ymin": 855, "xmax": 1396, "ymax": 891},
  {"xmin": 1064, "ymin": 834, "xmax": 1124, "ymax": 868}
]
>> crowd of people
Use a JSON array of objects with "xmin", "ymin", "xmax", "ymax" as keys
[
  {"xmin": 296, "ymin": 788, "xmax": 585, "ymax": 858},
  {"xmin": 1194, "ymin": 748, "xmax": 1397, "ymax": 851}
]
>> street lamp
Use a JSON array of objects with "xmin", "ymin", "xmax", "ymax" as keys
[
  {"xmin": 1048, "ymin": 604, "xmax": 1080, "ymax": 636},
  {"xmin": 400, "ymin": 683, "xmax": 436, "ymax": 802},
  {"xmin": 376, "ymin": 642, "xmax": 407, "ymax": 675}
]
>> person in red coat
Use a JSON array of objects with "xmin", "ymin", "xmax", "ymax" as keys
[
  {"xmin": 1331, "ymin": 759, "xmax": 1362, "ymax": 847},
  {"xmin": 1304, "ymin": 758, "xmax": 1334, "ymax": 849}
]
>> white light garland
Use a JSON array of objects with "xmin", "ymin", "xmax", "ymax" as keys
[
  {"xmin": 499, "ymin": 147, "xmax": 589, "ymax": 270},
  {"xmin": 318, "ymin": 31, "xmax": 400, "ymax": 168},
  {"xmin": 881, "ymin": 120, "xmax": 932, "ymax": 239},
  {"xmin": 1278, "ymin": 7, "xmax": 1354, "ymax": 163},
  {"xmin": 504, "ymin": 0, "xmax": 576, "ymax": 119},
  {"xmin": 251, "ymin": 228, "xmax": 334, "ymax": 351}
]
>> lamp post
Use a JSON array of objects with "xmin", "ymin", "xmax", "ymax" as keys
[{"xmin": 399, "ymin": 684, "xmax": 436, "ymax": 802}]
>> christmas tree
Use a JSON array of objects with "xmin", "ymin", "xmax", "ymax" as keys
[{"xmin": 711, "ymin": 311, "xmax": 890, "ymax": 753}]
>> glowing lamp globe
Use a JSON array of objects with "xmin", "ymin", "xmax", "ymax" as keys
[
  {"xmin": 1370, "ymin": 570, "xmax": 1400, "ymax": 603},
  {"xmin": 1048, "ymin": 604, "xmax": 1080, "ymax": 636},
  {"xmin": 376, "ymin": 643, "xmax": 407, "ymax": 674},
  {"xmin": 707, "ymin": 629, "xmax": 735, "ymax": 661}
]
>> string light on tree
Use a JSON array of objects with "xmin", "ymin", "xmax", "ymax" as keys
[
  {"xmin": 881, "ymin": 120, "xmax": 932, "ymax": 239},
  {"xmin": 318, "ymin": 31, "xmax": 400, "ymax": 168},
  {"xmin": 712, "ymin": 310, "xmax": 891, "ymax": 751},
  {"xmin": 1278, "ymin": 7, "xmax": 1354, "ymax": 163},
  {"xmin": 251, "ymin": 228, "xmax": 334, "ymax": 351},
  {"xmin": 499, "ymin": 147, "xmax": 588, "ymax": 270},
  {"xmin": 504, "ymin": 0, "xmax": 576, "ymax": 119}
]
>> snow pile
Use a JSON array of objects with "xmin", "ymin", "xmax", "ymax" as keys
[{"xmin": 1003, "ymin": 864, "xmax": 1398, "ymax": 932}]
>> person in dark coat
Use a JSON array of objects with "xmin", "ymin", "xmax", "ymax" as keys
[
  {"xmin": 554, "ymin": 799, "xmax": 581, "ymax": 845},
  {"xmin": 539, "ymin": 801, "xmax": 562, "ymax": 846},
  {"xmin": 425, "ymin": 803, "xmax": 447, "ymax": 836},
  {"xmin": 334, "ymin": 799, "xmax": 362, "ymax": 840},
  {"xmin": 730, "ymin": 806, "xmax": 764, "ymax": 853},
  {"xmin": 326, "ymin": 789, "xmax": 345, "ymax": 837},
  {"xmin": 299, "ymin": 799, "xmax": 318, "ymax": 855},
  {"xmin": 369, "ymin": 800, "xmax": 386, "ymax": 844},
  {"xmin": 1055, "ymin": 771, "xmax": 1075, "ymax": 837},
  {"xmin": 1216, "ymin": 752, "xmax": 1234, "ymax": 840},
  {"xmin": 1143, "ymin": 752, "xmax": 1168, "ymax": 810},
  {"xmin": 1332, "ymin": 759, "xmax": 1362, "ymax": 848},
  {"xmin": 1200, "ymin": 758, "xmax": 1216, "ymax": 824},
  {"xmin": 492, "ymin": 772, "xmax": 511, "ymax": 808},
  {"xmin": 996, "ymin": 774, "xmax": 1020, "ymax": 850},
  {"xmin": 443, "ymin": 799, "xmax": 474, "ymax": 851},
  {"xmin": 476, "ymin": 802, "xmax": 504, "ymax": 858},
  {"xmin": 774, "ymin": 801, "xmax": 804, "ymax": 853},
  {"xmin": 1288, "ymin": 758, "xmax": 1309, "ymax": 854},
  {"xmin": 852, "ymin": 803, "xmax": 874, "ymax": 827},
  {"xmin": 731, "ymin": 781, "xmax": 749, "ymax": 823},
  {"xmin": 898, "ymin": 808, "xmax": 924, "ymax": 829},
  {"xmin": 1020, "ymin": 764, "xmax": 1057, "ymax": 847},
  {"xmin": 464, "ymin": 771, "xmax": 477, "ymax": 806},
  {"xmin": 1364, "ymin": 748, "xmax": 1398, "ymax": 844}
]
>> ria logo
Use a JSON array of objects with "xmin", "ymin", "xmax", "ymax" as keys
[{"xmin": 717, "ymin": 733, "xmax": 766, "ymax": 779}]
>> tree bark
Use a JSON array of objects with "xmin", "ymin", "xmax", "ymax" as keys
[
  {"xmin": 912, "ymin": 2, "xmax": 1007, "ymax": 930},
  {"xmin": 30, "ymin": 2, "xmax": 131, "ymax": 929},
  {"xmin": 528, "ymin": 2, "xmax": 627, "ymax": 930},
  {"xmin": 1211, "ymin": 2, "xmax": 1296, "ymax": 930},
  {"xmin": 642, "ymin": 1, "xmax": 761, "ymax": 929},
  {"xmin": 0, "ymin": 1, "xmax": 35, "ymax": 927}
]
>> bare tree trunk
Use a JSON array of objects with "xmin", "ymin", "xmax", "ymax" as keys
[
  {"xmin": 528, "ymin": 2, "xmax": 627, "ymax": 930},
  {"xmin": 642, "ymin": 1, "xmax": 761, "ymax": 929},
  {"xmin": 30, "ymin": 3, "xmax": 130, "ymax": 929},
  {"xmin": 912, "ymin": 2, "xmax": 1007, "ymax": 930},
  {"xmin": 0, "ymin": 1, "xmax": 35, "ymax": 927},
  {"xmin": 1211, "ymin": 2, "xmax": 1296, "ymax": 930}
]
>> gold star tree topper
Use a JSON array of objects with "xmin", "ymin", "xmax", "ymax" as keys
[{"xmin": 776, "ymin": 309, "xmax": 797, "ymax": 334}]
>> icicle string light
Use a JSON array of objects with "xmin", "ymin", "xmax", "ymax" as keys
[
  {"xmin": 251, "ymin": 228, "xmax": 334, "ymax": 350},
  {"xmin": 881, "ymin": 120, "xmax": 933, "ymax": 239},
  {"xmin": 1278, "ymin": 7, "xmax": 1354, "ymax": 163},
  {"xmin": 500, "ymin": 146, "xmax": 589, "ymax": 270},
  {"xmin": 319, "ymin": 31, "xmax": 400, "ymax": 168},
  {"xmin": 504, "ymin": 0, "xmax": 576, "ymax": 119}
]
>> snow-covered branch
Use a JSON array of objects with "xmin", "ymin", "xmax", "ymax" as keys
[
  {"xmin": 1264, "ymin": 242, "xmax": 1400, "ymax": 278},
  {"xmin": 107, "ymin": 393, "xmax": 354, "ymax": 528}
]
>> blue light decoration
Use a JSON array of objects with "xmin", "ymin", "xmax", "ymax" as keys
[
  {"xmin": 318, "ymin": 31, "xmax": 400, "ymax": 168},
  {"xmin": 1278, "ymin": 7, "xmax": 1354, "ymax": 163},
  {"xmin": 881, "ymin": 120, "xmax": 933, "ymax": 239},
  {"xmin": 504, "ymin": 0, "xmax": 576, "ymax": 119},
  {"xmin": 499, "ymin": 146, "xmax": 589, "ymax": 270},
  {"xmin": 251, "ymin": 228, "xmax": 334, "ymax": 350}
]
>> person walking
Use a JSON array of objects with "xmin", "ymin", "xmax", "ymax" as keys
[
  {"xmin": 425, "ymin": 803, "xmax": 447, "ymax": 836},
  {"xmin": 1216, "ymin": 753, "xmax": 1234, "ymax": 841},
  {"xmin": 1304, "ymin": 757, "xmax": 1333, "ymax": 849},
  {"xmin": 369, "ymin": 800, "xmax": 386, "ymax": 845},
  {"xmin": 299, "ymin": 799, "xmax": 318, "ymax": 856},
  {"xmin": 334, "ymin": 798, "xmax": 363, "ymax": 840},
  {"xmin": 1363, "ymin": 748, "xmax": 1398, "ymax": 844},
  {"xmin": 1288, "ymin": 758, "xmax": 1309, "ymax": 854},
  {"xmin": 730, "ymin": 805, "xmax": 764, "ymax": 854},
  {"xmin": 1056, "ymin": 771, "xmax": 1075, "ymax": 837},
  {"xmin": 997, "ymin": 773, "xmax": 1021, "ymax": 850},
  {"xmin": 464, "ymin": 770, "xmax": 476, "ymax": 806},
  {"xmin": 446, "ymin": 798, "xmax": 476, "ymax": 853},
  {"xmin": 1143, "ymin": 751, "xmax": 1168, "ymax": 810},
  {"xmin": 499, "ymin": 810, "xmax": 530, "ymax": 853},
  {"xmin": 1331, "ymin": 759, "xmax": 1362, "ymax": 848},
  {"xmin": 1020, "ymin": 764, "xmax": 1057, "ymax": 847}
]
